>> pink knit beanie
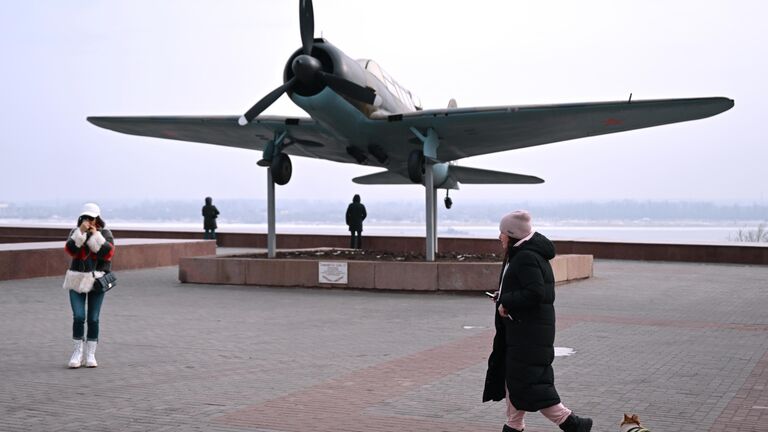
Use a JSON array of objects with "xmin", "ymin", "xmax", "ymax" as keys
[{"xmin": 499, "ymin": 210, "xmax": 533, "ymax": 239}]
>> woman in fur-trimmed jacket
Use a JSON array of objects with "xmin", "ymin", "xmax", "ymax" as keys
[{"xmin": 63, "ymin": 202, "xmax": 115, "ymax": 368}]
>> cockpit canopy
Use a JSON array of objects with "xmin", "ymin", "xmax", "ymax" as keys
[{"xmin": 358, "ymin": 59, "xmax": 422, "ymax": 111}]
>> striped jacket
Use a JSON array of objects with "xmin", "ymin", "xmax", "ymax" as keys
[{"xmin": 64, "ymin": 227, "xmax": 115, "ymax": 273}]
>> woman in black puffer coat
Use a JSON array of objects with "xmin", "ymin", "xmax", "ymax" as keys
[{"xmin": 483, "ymin": 210, "xmax": 592, "ymax": 432}]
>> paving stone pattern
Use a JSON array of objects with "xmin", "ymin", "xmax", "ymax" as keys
[{"xmin": 0, "ymin": 260, "xmax": 766, "ymax": 431}]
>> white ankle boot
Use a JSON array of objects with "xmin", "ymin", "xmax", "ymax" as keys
[
  {"xmin": 85, "ymin": 341, "xmax": 98, "ymax": 368},
  {"xmin": 68, "ymin": 339, "xmax": 84, "ymax": 368}
]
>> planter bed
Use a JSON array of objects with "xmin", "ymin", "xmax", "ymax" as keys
[{"xmin": 179, "ymin": 249, "xmax": 592, "ymax": 291}]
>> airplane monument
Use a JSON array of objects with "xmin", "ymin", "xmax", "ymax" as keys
[{"xmin": 88, "ymin": 0, "xmax": 734, "ymax": 261}]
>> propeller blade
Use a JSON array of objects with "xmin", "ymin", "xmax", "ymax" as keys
[
  {"xmin": 299, "ymin": 0, "xmax": 314, "ymax": 55},
  {"xmin": 318, "ymin": 72, "xmax": 377, "ymax": 105},
  {"xmin": 239, "ymin": 78, "xmax": 296, "ymax": 126}
]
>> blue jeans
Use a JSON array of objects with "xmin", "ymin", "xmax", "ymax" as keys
[{"xmin": 69, "ymin": 289, "xmax": 105, "ymax": 341}]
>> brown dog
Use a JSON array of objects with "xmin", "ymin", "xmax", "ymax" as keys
[{"xmin": 620, "ymin": 414, "xmax": 651, "ymax": 432}]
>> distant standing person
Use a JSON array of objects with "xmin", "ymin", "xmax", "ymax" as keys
[
  {"xmin": 202, "ymin": 197, "xmax": 220, "ymax": 240},
  {"xmin": 63, "ymin": 203, "xmax": 115, "ymax": 368},
  {"xmin": 483, "ymin": 210, "xmax": 592, "ymax": 432},
  {"xmin": 345, "ymin": 194, "xmax": 367, "ymax": 249}
]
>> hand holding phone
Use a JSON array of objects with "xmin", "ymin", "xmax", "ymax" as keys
[{"xmin": 498, "ymin": 303, "xmax": 509, "ymax": 317}]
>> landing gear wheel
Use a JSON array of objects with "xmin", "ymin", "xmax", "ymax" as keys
[
  {"xmin": 270, "ymin": 153, "xmax": 292, "ymax": 185},
  {"xmin": 407, "ymin": 150, "xmax": 425, "ymax": 183}
]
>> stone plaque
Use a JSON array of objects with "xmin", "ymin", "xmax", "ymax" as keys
[{"xmin": 318, "ymin": 261, "xmax": 348, "ymax": 284}]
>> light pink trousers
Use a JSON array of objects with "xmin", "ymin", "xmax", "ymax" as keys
[{"xmin": 505, "ymin": 388, "xmax": 571, "ymax": 430}]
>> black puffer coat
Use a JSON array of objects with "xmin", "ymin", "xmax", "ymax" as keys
[
  {"xmin": 483, "ymin": 232, "xmax": 560, "ymax": 411},
  {"xmin": 345, "ymin": 195, "xmax": 367, "ymax": 232},
  {"xmin": 202, "ymin": 201, "xmax": 219, "ymax": 230}
]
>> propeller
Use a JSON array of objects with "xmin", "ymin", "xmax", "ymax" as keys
[
  {"xmin": 299, "ymin": 0, "xmax": 314, "ymax": 55},
  {"xmin": 238, "ymin": 0, "xmax": 378, "ymax": 126},
  {"xmin": 238, "ymin": 78, "xmax": 296, "ymax": 126}
]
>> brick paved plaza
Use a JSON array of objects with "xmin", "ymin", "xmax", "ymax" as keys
[{"xmin": 1, "ymin": 259, "xmax": 767, "ymax": 431}]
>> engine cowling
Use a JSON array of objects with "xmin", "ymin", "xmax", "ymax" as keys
[{"xmin": 283, "ymin": 39, "xmax": 368, "ymax": 99}]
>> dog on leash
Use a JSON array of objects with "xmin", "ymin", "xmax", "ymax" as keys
[{"xmin": 620, "ymin": 414, "xmax": 651, "ymax": 432}]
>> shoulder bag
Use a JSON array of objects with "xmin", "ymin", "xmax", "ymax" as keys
[{"xmin": 93, "ymin": 271, "xmax": 117, "ymax": 292}]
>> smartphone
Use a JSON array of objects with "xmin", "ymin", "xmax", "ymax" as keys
[{"xmin": 484, "ymin": 291, "xmax": 495, "ymax": 298}]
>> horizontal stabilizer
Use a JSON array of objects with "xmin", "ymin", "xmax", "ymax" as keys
[
  {"xmin": 352, "ymin": 166, "xmax": 543, "ymax": 185},
  {"xmin": 449, "ymin": 166, "xmax": 544, "ymax": 184},
  {"xmin": 353, "ymin": 171, "xmax": 411, "ymax": 185}
]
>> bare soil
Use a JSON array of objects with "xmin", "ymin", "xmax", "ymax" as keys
[{"xmin": 236, "ymin": 248, "xmax": 503, "ymax": 262}]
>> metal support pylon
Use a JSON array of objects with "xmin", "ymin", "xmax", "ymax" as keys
[
  {"xmin": 410, "ymin": 127, "xmax": 440, "ymax": 262},
  {"xmin": 264, "ymin": 131, "xmax": 286, "ymax": 259},
  {"xmin": 425, "ymin": 162, "xmax": 436, "ymax": 261},
  {"xmin": 267, "ymin": 167, "xmax": 276, "ymax": 258}
]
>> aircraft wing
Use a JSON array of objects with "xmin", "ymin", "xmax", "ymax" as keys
[
  {"xmin": 88, "ymin": 97, "xmax": 733, "ymax": 173},
  {"xmin": 376, "ymin": 97, "xmax": 734, "ymax": 161},
  {"xmin": 86, "ymin": 115, "xmax": 353, "ymax": 163}
]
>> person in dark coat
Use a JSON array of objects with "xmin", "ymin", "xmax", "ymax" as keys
[
  {"xmin": 345, "ymin": 194, "xmax": 367, "ymax": 249},
  {"xmin": 202, "ymin": 197, "xmax": 220, "ymax": 240},
  {"xmin": 483, "ymin": 210, "xmax": 593, "ymax": 432}
]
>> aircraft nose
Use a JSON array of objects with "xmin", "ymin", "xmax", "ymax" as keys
[{"xmin": 292, "ymin": 54, "xmax": 322, "ymax": 85}]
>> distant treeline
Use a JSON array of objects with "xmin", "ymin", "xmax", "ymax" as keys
[{"xmin": 1, "ymin": 199, "xmax": 766, "ymax": 223}]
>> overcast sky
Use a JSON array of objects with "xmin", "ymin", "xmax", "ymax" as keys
[{"xmin": 1, "ymin": 1, "xmax": 765, "ymax": 206}]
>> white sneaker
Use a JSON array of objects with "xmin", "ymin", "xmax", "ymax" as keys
[
  {"xmin": 85, "ymin": 341, "xmax": 98, "ymax": 368},
  {"xmin": 68, "ymin": 339, "xmax": 84, "ymax": 368}
]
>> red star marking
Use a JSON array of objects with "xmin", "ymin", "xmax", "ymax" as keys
[
  {"xmin": 161, "ymin": 130, "xmax": 178, "ymax": 138},
  {"xmin": 603, "ymin": 118, "xmax": 623, "ymax": 126}
]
